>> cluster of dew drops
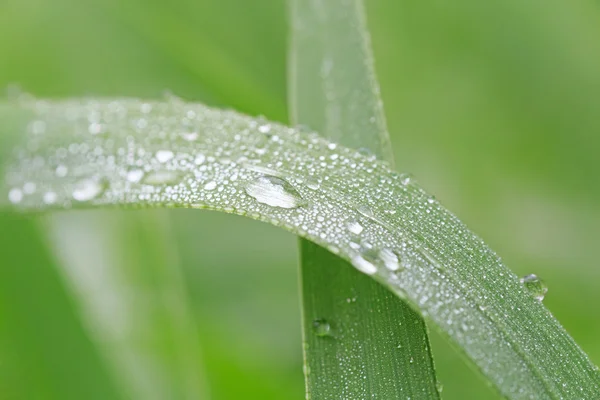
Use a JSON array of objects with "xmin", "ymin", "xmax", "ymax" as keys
[
  {"xmin": 2, "ymin": 96, "xmax": 429, "ymax": 284},
  {"xmin": 3, "ymin": 95, "xmax": 549, "ymax": 351}
]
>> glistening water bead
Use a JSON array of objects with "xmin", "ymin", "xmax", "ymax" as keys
[
  {"xmin": 520, "ymin": 274, "xmax": 548, "ymax": 302},
  {"xmin": 72, "ymin": 178, "xmax": 107, "ymax": 202},
  {"xmin": 245, "ymin": 175, "xmax": 304, "ymax": 209},
  {"xmin": 312, "ymin": 319, "xmax": 331, "ymax": 337}
]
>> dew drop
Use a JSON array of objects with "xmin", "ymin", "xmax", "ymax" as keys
[
  {"xmin": 8, "ymin": 188, "xmax": 23, "ymax": 204},
  {"xmin": 436, "ymin": 382, "xmax": 444, "ymax": 393},
  {"xmin": 181, "ymin": 131, "xmax": 199, "ymax": 141},
  {"xmin": 125, "ymin": 169, "xmax": 143, "ymax": 183},
  {"xmin": 379, "ymin": 247, "xmax": 401, "ymax": 271},
  {"xmin": 72, "ymin": 178, "xmax": 107, "ymax": 202},
  {"xmin": 347, "ymin": 220, "xmax": 364, "ymax": 235},
  {"xmin": 351, "ymin": 254, "xmax": 378, "ymax": 275},
  {"xmin": 204, "ymin": 181, "xmax": 217, "ymax": 191},
  {"xmin": 29, "ymin": 120, "xmax": 46, "ymax": 135},
  {"xmin": 156, "ymin": 150, "xmax": 174, "ymax": 163},
  {"xmin": 520, "ymin": 274, "xmax": 548, "ymax": 302},
  {"xmin": 245, "ymin": 175, "xmax": 304, "ymax": 209},
  {"xmin": 312, "ymin": 319, "xmax": 331, "ymax": 337},
  {"xmin": 399, "ymin": 173, "xmax": 413, "ymax": 185},
  {"xmin": 55, "ymin": 165, "xmax": 68, "ymax": 177},
  {"xmin": 357, "ymin": 204, "xmax": 374, "ymax": 219},
  {"xmin": 194, "ymin": 154, "xmax": 206, "ymax": 165},
  {"xmin": 88, "ymin": 122, "xmax": 103, "ymax": 135},
  {"xmin": 142, "ymin": 170, "xmax": 181, "ymax": 186},
  {"xmin": 306, "ymin": 178, "xmax": 320, "ymax": 190},
  {"xmin": 43, "ymin": 191, "xmax": 58, "ymax": 205},
  {"xmin": 140, "ymin": 103, "xmax": 152, "ymax": 114},
  {"xmin": 258, "ymin": 124, "xmax": 271, "ymax": 134},
  {"xmin": 23, "ymin": 182, "xmax": 36, "ymax": 194}
]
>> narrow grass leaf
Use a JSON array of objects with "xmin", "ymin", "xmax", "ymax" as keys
[
  {"xmin": 2, "ymin": 97, "xmax": 600, "ymax": 399},
  {"xmin": 0, "ymin": 212, "xmax": 125, "ymax": 400},
  {"xmin": 44, "ymin": 209, "xmax": 209, "ymax": 400},
  {"xmin": 289, "ymin": 0, "xmax": 439, "ymax": 398}
]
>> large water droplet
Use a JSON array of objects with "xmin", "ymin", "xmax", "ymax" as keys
[
  {"xmin": 351, "ymin": 254, "xmax": 378, "ymax": 275},
  {"xmin": 312, "ymin": 319, "xmax": 331, "ymax": 337},
  {"xmin": 306, "ymin": 178, "xmax": 320, "ymax": 190},
  {"xmin": 357, "ymin": 204, "xmax": 374, "ymax": 219},
  {"xmin": 126, "ymin": 169, "xmax": 145, "ymax": 183},
  {"xmin": 142, "ymin": 170, "xmax": 181, "ymax": 186},
  {"xmin": 155, "ymin": 150, "xmax": 174, "ymax": 163},
  {"xmin": 204, "ymin": 181, "xmax": 217, "ymax": 191},
  {"xmin": 520, "ymin": 274, "xmax": 548, "ymax": 302},
  {"xmin": 72, "ymin": 178, "xmax": 107, "ymax": 202},
  {"xmin": 245, "ymin": 175, "xmax": 304, "ymax": 209},
  {"xmin": 379, "ymin": 247, "xmax": 401, "ymax": 271},
  {"xmin": 347, "ymin": 220, "xmax": 364, "ymax": 235}
]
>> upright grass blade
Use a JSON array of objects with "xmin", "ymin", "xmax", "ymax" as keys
[
  {"xmin": 0, "ymin": 212, "xmax": 124, "ymax": 400},
  {"xmin": 43, "ymin": 209, "xmax": 209, "ymax": 400},
  {"xmin": 288, "ymin": 0, "xmax": 439, "ymax": 398},
  {"xmin": 2, "ymin": 98, "xmax": 600, "ymax": 399}
]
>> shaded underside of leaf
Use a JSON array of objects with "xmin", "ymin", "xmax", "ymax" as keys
[
  {"xmin": 1, "ymin": 98, "xmax": 599, "ymax": 399},
  {"xmin": 289, "ymin": 0, "xmax": 439, "ymax": 398}
]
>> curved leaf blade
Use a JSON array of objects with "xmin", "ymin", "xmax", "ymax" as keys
[{"xmin": 2, "ymin": 97, "xmax": 599, "ymax": 399}]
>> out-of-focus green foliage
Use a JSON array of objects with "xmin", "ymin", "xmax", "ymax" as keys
[{"xmin": 1, "ymin": 0, "xmax": 599, "ymax": 399}]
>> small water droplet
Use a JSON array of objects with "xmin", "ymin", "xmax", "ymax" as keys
[
  {"xmin": 142, "ymin": 170, "xmax": 181, "ymax": 186},
  {"xmin": 409, "ymin": 357, "xmax": 414, "ymax": 364},
  {"xmin": 306, "ymin": 178, "xmax": 320, "ymax": 190},
  {"xmin": 399, "ymin": 173, "xmax": 413, "ymax": 185},
  {"xmin": 181, "ymin": 131, "xmax": 199, "ymax": 141},
  {"xmin": 245, "ymin": 175, "xmax": 304, "ymax": 209},
  {"xmin": 29, "ymin": 120, "xmax": 46, "ymax": 135},
  {"xmin": 204, "ymin": 181, "xmax": 217, "ymax": 191},
  {"xmin": 351, "ymin": 254, "xmax": 378, "ymax": 275},
  {"xmin": 379, "ymin": 248, "xmax": 401, "ymax": 271},
  {"xmin": 72, "ymin": 178, "xmax": 107, "ymax": 202},
  {"xmin": 327, "ymin": 143, "xmax": 337, "ymax": 150},
  {"xmin": 357, "ymin": 204, "xmax": 374, "ymax": 219},
  {"xmin": 194, "ymin": 154, "xmax": 206, "ymax": 165},
  {"xmin": 436, "ymin": 382, "xmax": 444, "ymax": 393},
  {"xmin": 23, "ymin": 182, "xmax": 36, "ymax": 194},
  {"xmin": 55, "ymin": 165, "xmax": 68, "ymax": 177},
  {"xmin": 520, "ymin": 274, "xmax": 548, "ymax": 302},
  {"xmin": 88, "ymin": 122, "xmax": 103, "ymax": 135},
  {"xmin": 347, "ymin": 220, "xmax": 364, "ymax": 235},
  {"xmin": 8, "ymin": 188, "xmax": 23, "ymax": 204},
  {"xmin": 358, "ymin": 147, "xmax": 373, "ymax": 157},
  {"xmin": 43, "ymin": 191, "xmax": 58, "ymax": 205},
  {"xmin": 156, "ymin": 150, "xmax": 174, "ymax": 163},
  {"xmin": 258, "ymin": 124, "xmax": 271, "ymax": 134},
  {"xmin": 126, "ymin": 169, "xmax": 145, "ymax": 183},
  {"xmin": 312, "ymin": 319, "xmax": 331, "ymax": 337},
  {"xmin": 140, "ymin": 103, "xmax": 152, "ymax": 114}
]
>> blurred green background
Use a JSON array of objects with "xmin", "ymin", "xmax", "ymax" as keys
[{"xmin": 1, "ymin": 0, "xmax": 600, "ymax": 399}]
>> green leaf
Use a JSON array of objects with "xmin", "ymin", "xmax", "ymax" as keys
[
  {"xmin": 0, "ymin": 212, "xmax": 124, "ymax": 400},
  {"xmin": 2, "ymin": 97, "xmax": 600, "ymax": 398},
  {"xmin": 43, "ymin": 210, "xmax": 209, "ymax": 400},
  {"xmin": 289, "ymin": 0, "xmax": 439, "ymax": 397}
]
